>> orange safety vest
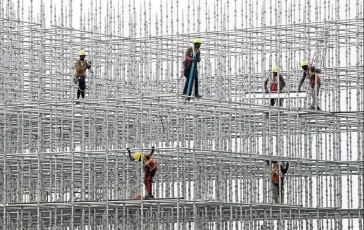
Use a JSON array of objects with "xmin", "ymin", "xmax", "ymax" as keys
[{"xmin": 145, "ymin": 158, "xmax": 158, "ymax": 169}]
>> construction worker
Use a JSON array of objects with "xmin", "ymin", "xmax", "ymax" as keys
[
  {"xmin": 264, "ymin": 66, "xmax": 286, "ymax": 106},
  {"xmin": 298, "ymin": 60, "xmax": 321, "ymax": 110},
  {"xmin": 183, "ymin": 38, "xmax": 202, "ymax": 99},
  {"xmin": 74, "ymin": 50, "xmax": 92, "ymax": 99},
  {"xmin": 127, "ymin": 147, "xmax": 157, "ymax": 199},
  {"xmin": 298, "ymin": 61, "xmax": 321, "ymax": 110},
  {"xmin": 298, "ymin": 60, "xmax": 309, "ymax": 91},
  {"xmin": 266, "ymin": 160, "xmax": 289, "ymax": 203}
]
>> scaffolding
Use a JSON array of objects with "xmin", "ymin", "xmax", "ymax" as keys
[{"xmin": 0, "ymin": 0, "xmax": 363, "ymax": 229}]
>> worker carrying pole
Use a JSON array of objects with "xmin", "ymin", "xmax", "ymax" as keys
[
  {"xmin": 127, "ymin": 147, "xmax": 157, "ymax": 199},
  {"xmin": 74, "ymin": 50, "xmax": 92, "ymax": 99},
  {"xmin": 183, "ymin": 38, "xmax": 202, "ymax": 99}
]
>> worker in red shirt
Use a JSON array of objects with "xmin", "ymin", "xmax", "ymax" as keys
[
  {"xmin": 264, "ymin": 66, "xmax": 286, "ymax": 107},
  {"xmin": 307, "ymin": 66, "xmax": 321, "ymax": 110},
  {"xmin": 266, "ymin": 160, "xmax": 289, "ymax": 203},
  {"xmin": 127, "ymin": 147, "xmax": 157, "ymax": 199},
  {"xmin": 182, "ymin": 38, "xmax": 202, "ymax": 99},
  {"xmin": 298, "ymin": 61, "xmax": 321, "ymax": 110}
]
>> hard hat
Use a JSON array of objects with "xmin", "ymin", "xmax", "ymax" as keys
[
  {"xmin": 133, "ymin": 152, "xmax": 144, "ymax": 161},
  {"xmin": 272, "ymin": 66, "xmax": 279, "ymax": 72},
  {"xmin": 192, "ymin": 38, "xmax": 201, "ymax": 44},
  {"xmin": 300, "ymin": 60, "xmax": 308, "ymax": 67},
  {"xmin": 79, "ymin": 50, "xmax": 86, "ymax": 56}
]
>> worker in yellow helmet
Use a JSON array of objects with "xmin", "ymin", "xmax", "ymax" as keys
[
  {"xmin": 298, "ymin": 60, "xmax": 321, "ymax": 110},
  {"xmin": 127, "ymin": 146, "xmax": 157, "ymax": 199},
  {"xmin": 264, "ymin": 66, "xmax": 286, "ymax": 106},
  {"xmin": 298, "ymin": 60, "xmax": 321, "ymax": 91},
  {"xmin": 182, "ymin": 38, "xmax": 202, "ymax": 100},
  {"xmin": 298, "ymin": 60, "xmax": 309, "ymax": 92},
  {"xmin": 74, "ymin": 50, "xmax": 93, "ymax": 99}
]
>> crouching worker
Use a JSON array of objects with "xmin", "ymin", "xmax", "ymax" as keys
[
  {"xmin": 74, "ymin": 50, "xmax": 92, "ymax": 99},
  {"xmin": 266, "ymin": 160, "xmax": 289, "ymax": 203},
  {"xmin": 127, "ymin": 147, "xmax": 157, "ymax": 199}
]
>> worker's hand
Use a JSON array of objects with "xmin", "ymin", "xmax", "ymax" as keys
[
  {"xmin": 196, "ymin": 57, "xmax": 201, "ymax": 62},
  {"xmin": 126, "ymin": 148, "xmax": 130, "ymax": 151},
  {"xmin": 89, "ymin": 69, "xmax": 94, "ymax": 74},
  {"xmin": 151, "ymin": 146, "xmax": 155, "ymax": 149}
]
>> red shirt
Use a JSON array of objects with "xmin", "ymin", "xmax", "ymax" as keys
[
  {"xmin": 309, "ymin": 73, "xmax": 321, "ymax": 87},
  {"xmin": 271, "ymin": 163, "xmax": 280, "ymax": 181}
]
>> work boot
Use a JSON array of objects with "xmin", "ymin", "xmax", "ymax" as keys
[
  {"xmin": 144, "ymin": 193, "xmax": 153, "ymax": 199},
  {"xmin": 195, "ymin": 94, "xmax": 202, "ymax": 99}
]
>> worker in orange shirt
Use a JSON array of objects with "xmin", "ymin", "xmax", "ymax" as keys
[{"xmin": 127, "ymin": 147, "xmax": 157, "ymax": 199}]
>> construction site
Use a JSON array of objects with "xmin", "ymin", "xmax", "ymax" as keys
[{"xmin": 0, "ymin": 0, "xmax": 363, "ymax": 229}]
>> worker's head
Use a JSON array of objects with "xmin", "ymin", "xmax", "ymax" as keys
[
  {"xmin": 192, "ymin": 38, "xmax": 201, "ymax": 49},
  {"xmin": 79, "ymin": 50, "xmax": 86, "ymax": 61},
  {"xmin": 133, "ymin": 152, "xmax": 145, "ymax": 162},
  {"xmin": 300, "ymin": 60, "xmax": 309, "ymax": 71},
  {"xmin": 309, "ymin": 66, "xmax": 316, "ymax": 74},
  {"xmin": 272, "ymin": 66, "xmax": 279, "ymax": 76}
]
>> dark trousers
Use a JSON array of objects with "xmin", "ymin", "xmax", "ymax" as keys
[
  {"xmin": 77, "ymin": 76, "xmax": 86, "ymax": 99},
  {"xmin": 183, "ymin": 69, "xmax": 199, "ymax": 96},
  {"xmin": 144, "ymin": 168, "xmax": 157, "ymax": 194},
  {"xmin": 270, "ymin": 98, "xmax": 284, "ymax": 106}
]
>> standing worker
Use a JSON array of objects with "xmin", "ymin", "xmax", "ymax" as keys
[
  {"xmin": 127, "ymin": 147, "xmax": 157, "ymax": 199},
  {"xmin": 266, "ymin": 160, "xmax": 289, "ymax": 203},
  {"xmin": 264, "ymin": 66, "xmax": 286, "ymax": 107},
  {"xmin": 183, "ymin": 38, "xmax": 202, "ymax": 99},
  {"xmin": 298, "ymin": 60, "xmax": 321, "ymax": 110},
  {"xmin": 74, "ymin": 50, "xmax": 92, "ymax": 99}
]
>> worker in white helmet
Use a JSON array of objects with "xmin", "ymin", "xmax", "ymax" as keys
[
  {"xmin": 74, "ymin": 50, "xmax": 92, "ymax": 99},
  {"xmin": 183, "ymin": 38, "xmax": 202, "ymax": 99}
]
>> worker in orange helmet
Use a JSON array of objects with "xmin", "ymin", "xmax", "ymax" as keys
[{"xmin": 127, "ymin": 147, "xmax": 157, "ymax": 199}]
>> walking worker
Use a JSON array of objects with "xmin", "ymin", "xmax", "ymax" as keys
[
  {"xmin": 127, "ymin": 147, "xmax": 157, "ymax": 199},
  {"xmin": 264, "ymin": 66, "xmax": 286, "ymax": 107},
  {"xmin": 183, "ymin": 38, "xmax": 202, "ymax": 99},
  {"xmin": 266, "ymin": 160, "xmax": 289, "ymax": 203},
  {"xmin": 74, "ymin": 50, "xmax": 92, "ymax": 99}
]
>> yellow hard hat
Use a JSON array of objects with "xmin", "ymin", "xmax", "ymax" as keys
[
  {"xmin": 192, "ymin": 38, "xmax": 201, "ymax": 44},
  {"xmin": 133, "ymin": 152, "xmax": 144, "ymax": 161},
  {"xmin": 79, "ymin": 50, "xmax": 86, "ymax": 56},
  {"xmin": 300, "ymin": 60, "xmax": 308, "ymax": 67},
  {"xmin": 272, "ymin": 66, "xmax": 279, "ymax": 72}
]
